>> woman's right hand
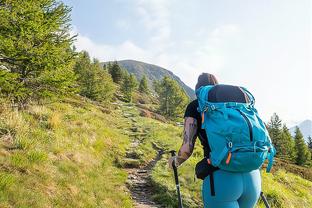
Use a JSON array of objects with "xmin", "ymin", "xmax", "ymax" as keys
[{"xmin": 168, "ymin": 156, "xmax": 178, "ymax": 169}]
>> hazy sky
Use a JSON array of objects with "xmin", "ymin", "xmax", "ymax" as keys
[{"xmin": 63, "ymin": 0, "xmax": 312, "ymax": 125}]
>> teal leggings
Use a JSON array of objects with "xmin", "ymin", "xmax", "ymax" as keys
[{"xmin": 202, "ymin": 169, "xmax": 261, "ymax": 208}]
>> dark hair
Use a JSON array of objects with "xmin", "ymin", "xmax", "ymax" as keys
[{"xmin": 195, "ymin": 73, "xmax": 218, "ymax": 90}]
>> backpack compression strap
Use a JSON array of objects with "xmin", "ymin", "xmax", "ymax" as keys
[
  {"xmin": 196, "ymin": 85, "xmax": 255, "ymax": 124},
  {"xmin": 240, "ymin": 88, "xmax": 275, "ymax": 173},
  {"xmin": 240, "ymin": 87, "xmax": 255, "ymax": 106},
  {"xmin": 196, "ymin": 85, "xmax": 256, "ymax": 113},
  {"xmin": 196, "ymin": 85, "xmax": 214, "ymax": 113},
  {"xmin": 266, "ymin": 145, "xmax": 276, "ymax": 172}
]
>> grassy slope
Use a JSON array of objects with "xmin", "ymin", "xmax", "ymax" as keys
[
  {"xmin": 0, "ymin": 97, "xmax": 133, "ymax": 208},
  {"xmin": 0, "ymin": 97, "xmax": 311, "ymax": 208},
  {"xmin": 125, "ymin": 105, "xmax": 312, "ymax": 208}
]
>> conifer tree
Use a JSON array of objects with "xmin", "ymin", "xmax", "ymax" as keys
[
  {"xmin": 307, "ymin": 136, "xmax": 312, "ymax": 160},
  {"xmin": 0, "ymin": 0, "xmax": 76, "ymax": 104},
  {"xmin": 74, "ymin": 51, "xmax": 93, "ymax": 98},
  {"xmin": 308, "ymin": 136, "xmax": 312, "ymax": 150},
  {"xmin": 294, "ymin": 127, "xmax": 311, "ymax": 165},
  {"xmin": 108, "ymin": 61, "xmax": 123, "ymax": 84},
  {"xmin": 92, "ymin": 59, "xmax": 116, "ymax": 102},
  {"xmin": 154, "ymin": 76, "xmax": 189, "ymax": 118},
  {"xmin": 280, "ymin": 124, "xmax": 296, "ymax": 160},
  {"xmin": 106, "ymin": 62, "xmax": 112, "ymax": 72},
  {"xmin": 267, "ymin": 113, "xmax": 283, "ymax": 156},
  {"xmin": 74, "ymin": 51, "xmax": 115, "ymax": 103},
  {"xmin": 139, "ymin": 75, "xmax": 149, "ymax": 94},
  {"xmin": 121, "ymin": 72, "xmax": 138, "ymax": 102}
]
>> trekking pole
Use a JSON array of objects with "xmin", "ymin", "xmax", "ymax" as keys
[
  {"xmin": 170, "ymin": 150, "xmax": 183, "ymax": 208},
  {"xmin": 260, "ymin": 192, "xmax": 270, "ymax": 208}
]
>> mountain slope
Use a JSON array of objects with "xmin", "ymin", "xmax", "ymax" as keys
[
  {"xmin": 104, "ymin": 60, "xmax": 196, "ymax": 100},
  {"xmin": 290, "ymin": 119, "xmax": 312, "ymax": 142},
  {"xmin": 0, "ymin": 98, "xmax": 133, "ymax": 207},
  {"xmin": 0, "ymin": 97, "xmax": 311, "ymax": 207}
]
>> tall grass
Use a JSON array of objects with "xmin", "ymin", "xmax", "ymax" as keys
[{"xmin": 0, "ymin": 98, "xmax": 133, "ymax": 207}]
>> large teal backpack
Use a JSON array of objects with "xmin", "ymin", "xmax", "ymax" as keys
[{"xmin": 196, "ymin": 85, "xmax": 275, "ymax": 172}]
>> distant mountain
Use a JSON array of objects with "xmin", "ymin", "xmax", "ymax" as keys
[
  {"xmin": 290, "ymin": 119, "xmax": 312, "ymax": 143},
  {"xmin": 103, "ymin": 60, "xmax": 196, "ymax": 100}
]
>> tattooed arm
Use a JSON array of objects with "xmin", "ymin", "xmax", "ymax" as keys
[{"xmin": 169, "ymin": 117, "xmax": 198, "ymax": 168}]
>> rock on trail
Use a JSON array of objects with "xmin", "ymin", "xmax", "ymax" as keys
[{"xmin": 119, "ymin": 102, "xmax": 164, "ymax": 208}]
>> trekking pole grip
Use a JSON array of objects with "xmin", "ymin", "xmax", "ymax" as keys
[
  {"xmin": 170, "ymin": 150, "xmax": 176, "ymax": 156},
  {"xmin": 169, "ymin": 150, "xmax": 177, "ymax": 167}
]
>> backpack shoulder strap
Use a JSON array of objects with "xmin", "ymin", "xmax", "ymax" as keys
[{"xmin": 240, "ymin": 87, "xmax": 255, "ymax": 106}]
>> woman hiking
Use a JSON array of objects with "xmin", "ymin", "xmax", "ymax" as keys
[{"xmin": 168, "ymin": 73, "xmax": 274, "ymax": 208}]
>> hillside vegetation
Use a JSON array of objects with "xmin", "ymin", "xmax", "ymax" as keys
[
  {"xmin": 0, "ymin": 1, "xmax": 311, "ymax": 207},
  {"xmin": 0, "ymin": 97, "xmax": 311, "ymax": 207},
  {"xmin": 117, "ymin": 101, "xmax": 312, "ymax": 208},
  {"xmin": 0, "ymin": 98, "xmax": 133, "ymax": 207},
  {"xmin": 104, "ymin": 60, "xmax": 196, "ymax": 99}
]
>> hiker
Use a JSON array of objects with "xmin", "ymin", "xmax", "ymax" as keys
[{"xmin": 168, "ymin": 73, "xmax": 274, "ymax": 208}]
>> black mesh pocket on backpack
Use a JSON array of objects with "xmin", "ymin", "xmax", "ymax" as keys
[{"xmin": 195, "ymin": 158, "xmax": 219, "ymax": 180}]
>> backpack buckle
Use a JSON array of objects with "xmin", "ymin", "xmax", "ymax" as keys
[
  {"xmin": 226, "ymin": 102, "xmax": 237, "ymax": 108},
  {"xmin": 228, "ymin": 142, "xmax": 233, "ymax": 148},
  {"xmin": 209, "ymin": 105, "xmax": 216, "ymax": 111}
]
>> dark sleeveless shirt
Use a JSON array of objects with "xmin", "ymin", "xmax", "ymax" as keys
[{"xmin": 184, "ymin": 99, "xmax": 211, "ymax": 157}]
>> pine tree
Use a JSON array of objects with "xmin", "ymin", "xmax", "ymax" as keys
[
  {"xmin": 267, "ymin": 113, "xmax": 283, "ymax": 156},
  {"xmin": 129, "ymin": 74, "xmax": 138, "ymax": 90},
  {"xmin": 108, "ymin": 61, "xmax": 123, "ymax": 84},
  {"xmin": 280, "ymin": 124, "xmax": 296, "ymax": 160},
  {"xmin": 308, "ymin": 136, "xmax": 312, "ymax": 150},
  {"xmin": 75, "ymin": 52, "xmax": 92, "ymax": 97},
  {"xmin": 121, "ymin": 72, "xmax": 138, "ymax": 102},
  {"xmin": 139, "ymin": 75, "xmax": 149, "ymax": 94},
  {"xmin": 154, "ymin": 76, "xmax": 189, "ymax": 118},
  {"xmin": 307, "ymin": 136, "xmax": 312, "ymax": 160},
  {"xmin": 294, "ymin": 127, "xmax": 311, "ymax": 165},
  {"xmin": 106, "ymin": 62, "xmax": 112, "ymax": 72},
  {"xmin": 92, "ymin": 59, "xmax": 116, "ymax": 102},
  {"xmin": 0, "ymin": 0, "xmax": 76, "ymax": 104},
  {"xmin": 74, "ymin": 51, "xmax": 115, "ymax": 103}
]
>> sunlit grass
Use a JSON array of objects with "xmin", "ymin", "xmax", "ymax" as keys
[
  {"xmin": 0, "ymin": 97, "xmax": 133, "ymax": 208},
  {"xmin": 0, "ymin": 97, "xmax": 311, "ymax": 208},
  {"xmin": 127, "ymin": 103, "xmax": 312, "ymax": 208}
]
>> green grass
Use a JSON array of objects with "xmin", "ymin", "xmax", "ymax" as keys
[
  {"xmin": 0, "ymin": 97, "xmax": 133, "ymax": 208},
  {"xmin": 121, "ymin": 103, "xmax": 312, "ymax": 208},
  {"xmin": 151, "ymin": 159, "xmax": 312, "ymax": 208},
  {"xmin": 0, "ymin": 97, "xmax": 311, "ymax": 208}
]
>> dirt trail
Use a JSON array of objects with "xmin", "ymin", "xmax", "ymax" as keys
[
  {"xmin": 120, "ymin": 103, "xmax": 164, "ymax": 208},
  {"xmin": 126, "ymin": 146, "xmax": 164, "ymax": 208}
]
